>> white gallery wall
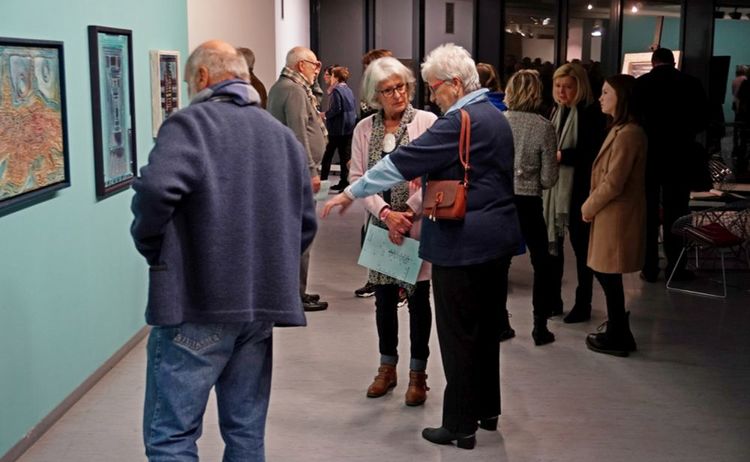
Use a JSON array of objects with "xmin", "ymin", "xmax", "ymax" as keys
[
  {"xmin": 187, "ymin": 0, "xmax": 276, "ymax": 90},
  {"xmin": 425, "ymin": 0, "xmax": 473, "ymax": 56},
  {"xmin": 275, "ymin": 0, "xmax": 310, "ymax": 73}
]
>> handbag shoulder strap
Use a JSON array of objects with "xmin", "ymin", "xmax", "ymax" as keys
[{"xmin": 459, "ymin": 109, "xmax": 471, "ymax": 185}]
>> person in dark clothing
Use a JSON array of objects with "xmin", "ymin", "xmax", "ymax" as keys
[
  {"xmin": 237, "ymin": 47, "xmax": 268, "ymax": 109},
  {"xmin": 633, "ymin": 48, "xmax": 709, "ymax": 282},
  {"xmin": 477, "ymin": 62, "xmax": 506, "ymax": 111},
  {"xmin": 323, "ymin": 44, "xmax": 521, "ymax": 451},
  {"xmin": 543, "ymin": 63, "xmax": 607, "ymax": 324},
  {"xmin": 321, "ymin": 66, "xmax": 357, "ymax": 191}
]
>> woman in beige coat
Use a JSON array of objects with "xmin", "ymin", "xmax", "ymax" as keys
[{"xmin": 581, "ymin": 74, "xmax": 646, "ymax": 357}]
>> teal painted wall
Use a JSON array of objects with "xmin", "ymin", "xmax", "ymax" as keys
[
  {"xmin": 0, "ymin": 0, "xmax": 187, "ymax": 456},
  {"xmin": 622, "ymin": 16, "xmax": 680, "ymax": 56},
  {"xmin": 713, "ymin": 20, "xmax": 750, "ymax": 122}
]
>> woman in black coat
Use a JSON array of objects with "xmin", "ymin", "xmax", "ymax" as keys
[{"xmin": 543, "ymin": 63, "xmax": 607, "ymax": 324}]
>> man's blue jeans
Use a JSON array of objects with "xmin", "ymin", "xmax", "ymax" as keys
[{"xmin": 143, "ymin": 321, "xmax": 274, "ymax": 462}]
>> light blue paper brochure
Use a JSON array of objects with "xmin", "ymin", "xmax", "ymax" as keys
[
  {"xmin": 314, "ymin": 180, "xmax": 331, "ymax": 201},
  {"xmin": 358, "ymin": 225, "xmax": 423, "ymax": 285}
]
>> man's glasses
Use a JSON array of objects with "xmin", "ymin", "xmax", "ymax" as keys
[
  {"xmin": 378, "ymin": 83, "xmax": 407, "ymax": 98},
  {"xmin": 301, "ymin": 59, "xmax": 321, "ymax": 69}
]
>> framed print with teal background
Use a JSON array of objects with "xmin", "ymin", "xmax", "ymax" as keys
[{"xmin": 88, "ymin": 25, "xmax": 136, "ymax": 199}]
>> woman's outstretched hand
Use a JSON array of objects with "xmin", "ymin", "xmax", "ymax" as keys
[{"xmin": 320, "ymin": 193, "xmax": 354, "ymax": 218}]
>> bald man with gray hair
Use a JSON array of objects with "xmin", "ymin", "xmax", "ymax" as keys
[
  {"xmin": 132, "ymin": 39, "xmax": 316, "ymax": 461},
  {"xmin": 268, "ymin": 45, "xmax": 329, "ymax": 312}
]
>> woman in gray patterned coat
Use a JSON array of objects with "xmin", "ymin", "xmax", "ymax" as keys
[{"xmin": 503, "ymin": 70, "xmax": 559, "ymax": 345}]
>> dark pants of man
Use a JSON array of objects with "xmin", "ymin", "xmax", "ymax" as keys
[
  {"xmin": 643, "ymin": 166, "xmax": 690, "ymax": 278},
  {"xmin": 431, "ymin": 256, "xmax": 511, "ymax": 435}
]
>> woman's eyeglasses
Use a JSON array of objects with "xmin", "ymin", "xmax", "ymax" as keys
[
  {"xmin": 378, "ymin": 83, "xmax": 407, "ymax": 98},
  {"xmin": 428, "ymin": 80, "xmax": 447, "ymax": 95}
]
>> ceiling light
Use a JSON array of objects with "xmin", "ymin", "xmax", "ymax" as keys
[
  {"xmin": 631, "ymin": 5, "xmax": 639, "ymax": 13},
  {"xmin": 591, "ymin": 22, "xmax": 603, "ymax": 37},
  {"xmin": 542, "ymin": 17, "xmax": 551, "ymax": 26},
  {"xmin": 587, "ymin": 4, "xmax": 593, "ymax": 10}
]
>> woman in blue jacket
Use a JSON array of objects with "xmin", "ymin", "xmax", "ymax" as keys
[
  {"xmin": 322, "ymin": 44, "xmax": 520, "ymax": 451},
  {"xmin": 321, "ymin": 65, "xmax": 357, "ymax": 191}
]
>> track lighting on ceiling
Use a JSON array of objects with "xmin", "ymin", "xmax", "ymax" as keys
[
  {"xmin": 591, "ymin": 21, "xmax": 603, "ymax": 37},
  {"xmin": 587, "ymin": 4, "xmax": 593, "ymax": 11}
]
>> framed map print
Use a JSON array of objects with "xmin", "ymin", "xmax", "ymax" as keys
[
  {"xmin": 149, "ymin": 50, "xmax": 181, "ymax": 137},
  {"xmin": 88, "ymin": 25, "xmax": 137, "ymax": 199},
  {"xmin": 0, "ymin": 37, "xmax": 70, "ymax": 212}
]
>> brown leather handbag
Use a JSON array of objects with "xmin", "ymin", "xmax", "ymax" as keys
[{"xmin": 423, "ymin": 109, "xmax": 471, "ymax": 221}]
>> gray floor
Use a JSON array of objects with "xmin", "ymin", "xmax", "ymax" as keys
[{"xmin": 16, "ymin": 198, "xmax": 750, "ymax": 462}]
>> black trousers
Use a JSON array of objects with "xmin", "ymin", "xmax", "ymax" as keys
[
  {"xmin": 374, "ymin": 281, "xmax": 432, "ymax": 362},
  {"xmin": 549, "ymin": 203, "xmax": 593, "ymax": 310},
  {"xmin": 643, "ymin": 169, "xmax": 690, "ymax": 276},
  {"xmin": 514, "ymin": 195, "xmax": 554, "ymax": 320},
  {"xmin": 592, "ymin": 271, "xmax": 625, "ymax": 323},
  {"xmin": 432, "ymin": 257, "xmax": 511, "ymax": 434},
  {"xmin": 320, "ymin": 134, "xmax": 352, "ymax": 183}
]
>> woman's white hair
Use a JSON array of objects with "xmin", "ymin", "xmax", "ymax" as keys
[
  {"xmin": 360, "ymin": 57, "xmax": 417, "ymax": 110},
  {"xmin": 186, "ymin": 45, "xmax": 249, "ymax": 83},
  {"xmin": 420, "ymin": 43, "xmax": 480, "ymax": 93}
]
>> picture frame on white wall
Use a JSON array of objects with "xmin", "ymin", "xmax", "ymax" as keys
[{"xmin": 149, "ymin": 50, "xmax": 181, "ymax": 138}]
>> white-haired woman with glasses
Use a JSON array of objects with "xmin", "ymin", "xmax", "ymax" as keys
[
  {"xmin": 322, "ymin": 44, "xmax": 521, "ymax": 450},
  {"xmin": 348, "ymin": 56, "xmax": 437, "ymax": 407}
]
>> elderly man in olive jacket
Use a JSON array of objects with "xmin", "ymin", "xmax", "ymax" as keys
[{"xmin": 268, "ymin": 46, "xmax": 329, "ymax": 311}]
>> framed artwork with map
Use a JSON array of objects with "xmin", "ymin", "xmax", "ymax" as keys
[
  {"xmin": 88, "ymin": 25, "xmax": 137, "ymax": 199},
  {"xmin": 149, "ymin": 50, "xmax": 181, "ymax": 137},
  {"xmin": 0, "ymin": 37, "xmax": 70, "ymax": 212}
]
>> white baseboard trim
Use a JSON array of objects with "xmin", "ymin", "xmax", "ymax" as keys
[{"xmin": 1, "ymin": 326, "xmax": 150, "ymax": 462}]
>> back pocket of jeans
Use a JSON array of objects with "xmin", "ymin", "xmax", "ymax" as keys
[{"xmin": 173, "ymin": 323, "xmax": 223, "ymax": 351}]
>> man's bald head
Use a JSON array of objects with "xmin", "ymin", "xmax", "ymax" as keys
[{"xmin": 185, "ymin": 40, "xmax": 250, "ymax": 97}]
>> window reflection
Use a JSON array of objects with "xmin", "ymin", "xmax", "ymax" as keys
[
  {"xmin": 567, "ymin": 1, "xmax": 612, "ymax": 98},
  {"xmin": 713, "ymin": 3, "xmax": 750, "ymax": 177},
  {"xmin": 503, "ymin": 0, "xmax": 556, "ymax": 87}
]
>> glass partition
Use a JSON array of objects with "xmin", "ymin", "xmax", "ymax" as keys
[
  {"xmin": 713, "ymin": 3, "xmax": 750, "ymax": 178},
  {"xmin": 567, "ymin": 0, "xmax": 614, "ymax": 98},
  {"xmin": 503, "ymin": 0, "xmax": 557, "ymax": 86}
]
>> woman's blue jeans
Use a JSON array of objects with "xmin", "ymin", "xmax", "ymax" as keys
[{"xmin": 143, "ymin": 321, "xmax": 273, "ymax": 462}]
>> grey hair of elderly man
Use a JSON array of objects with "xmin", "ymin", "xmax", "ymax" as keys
[{"xmin": 185, "ymin": 40, "xmax": 250, "ymax": 98}]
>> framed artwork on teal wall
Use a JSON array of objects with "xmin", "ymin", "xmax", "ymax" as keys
[
  {"xmin": 0, "ymin": 37, "xmax": 70, "ymax": 213},
  {"xmin": 88, "ymin": 25, "xmax": 137, "ymax": 199},
  {"xmin": 149, "ymin": 49, "xmax": 181, "ymax": 137}
]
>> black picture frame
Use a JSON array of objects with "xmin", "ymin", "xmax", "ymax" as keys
[
  {"xmin": 88, "ymin": 25, "xmax": 137, "ymax": 199},
  {"xmin": 0, "ymin": 37, "xmax": 70, "ymax": 213}
]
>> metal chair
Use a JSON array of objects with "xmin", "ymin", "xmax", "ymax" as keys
[{"xmin": 667, "ymin": 201, "xmax": 750, "ymax": 298}]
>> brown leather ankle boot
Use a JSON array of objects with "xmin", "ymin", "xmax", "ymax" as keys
[
  {"xmin": 366, "ymin": 364, "xmax": 397, "ymax": 398},
  {"xmin": 404, "ymin": 370, "xmax": 429, "ymax": 406}
]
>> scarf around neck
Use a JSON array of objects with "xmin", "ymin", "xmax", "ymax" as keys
[
  {"xmin": 542, "ymin": 104, "xmax": 579, "ymax": 254},
  {"xmin": 366, "ymin": 104, "xmax": 417, "ymax": 291},
  {"xmin": 280, "ymin": 66, "xmax": 328, "ymax": 138}
]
